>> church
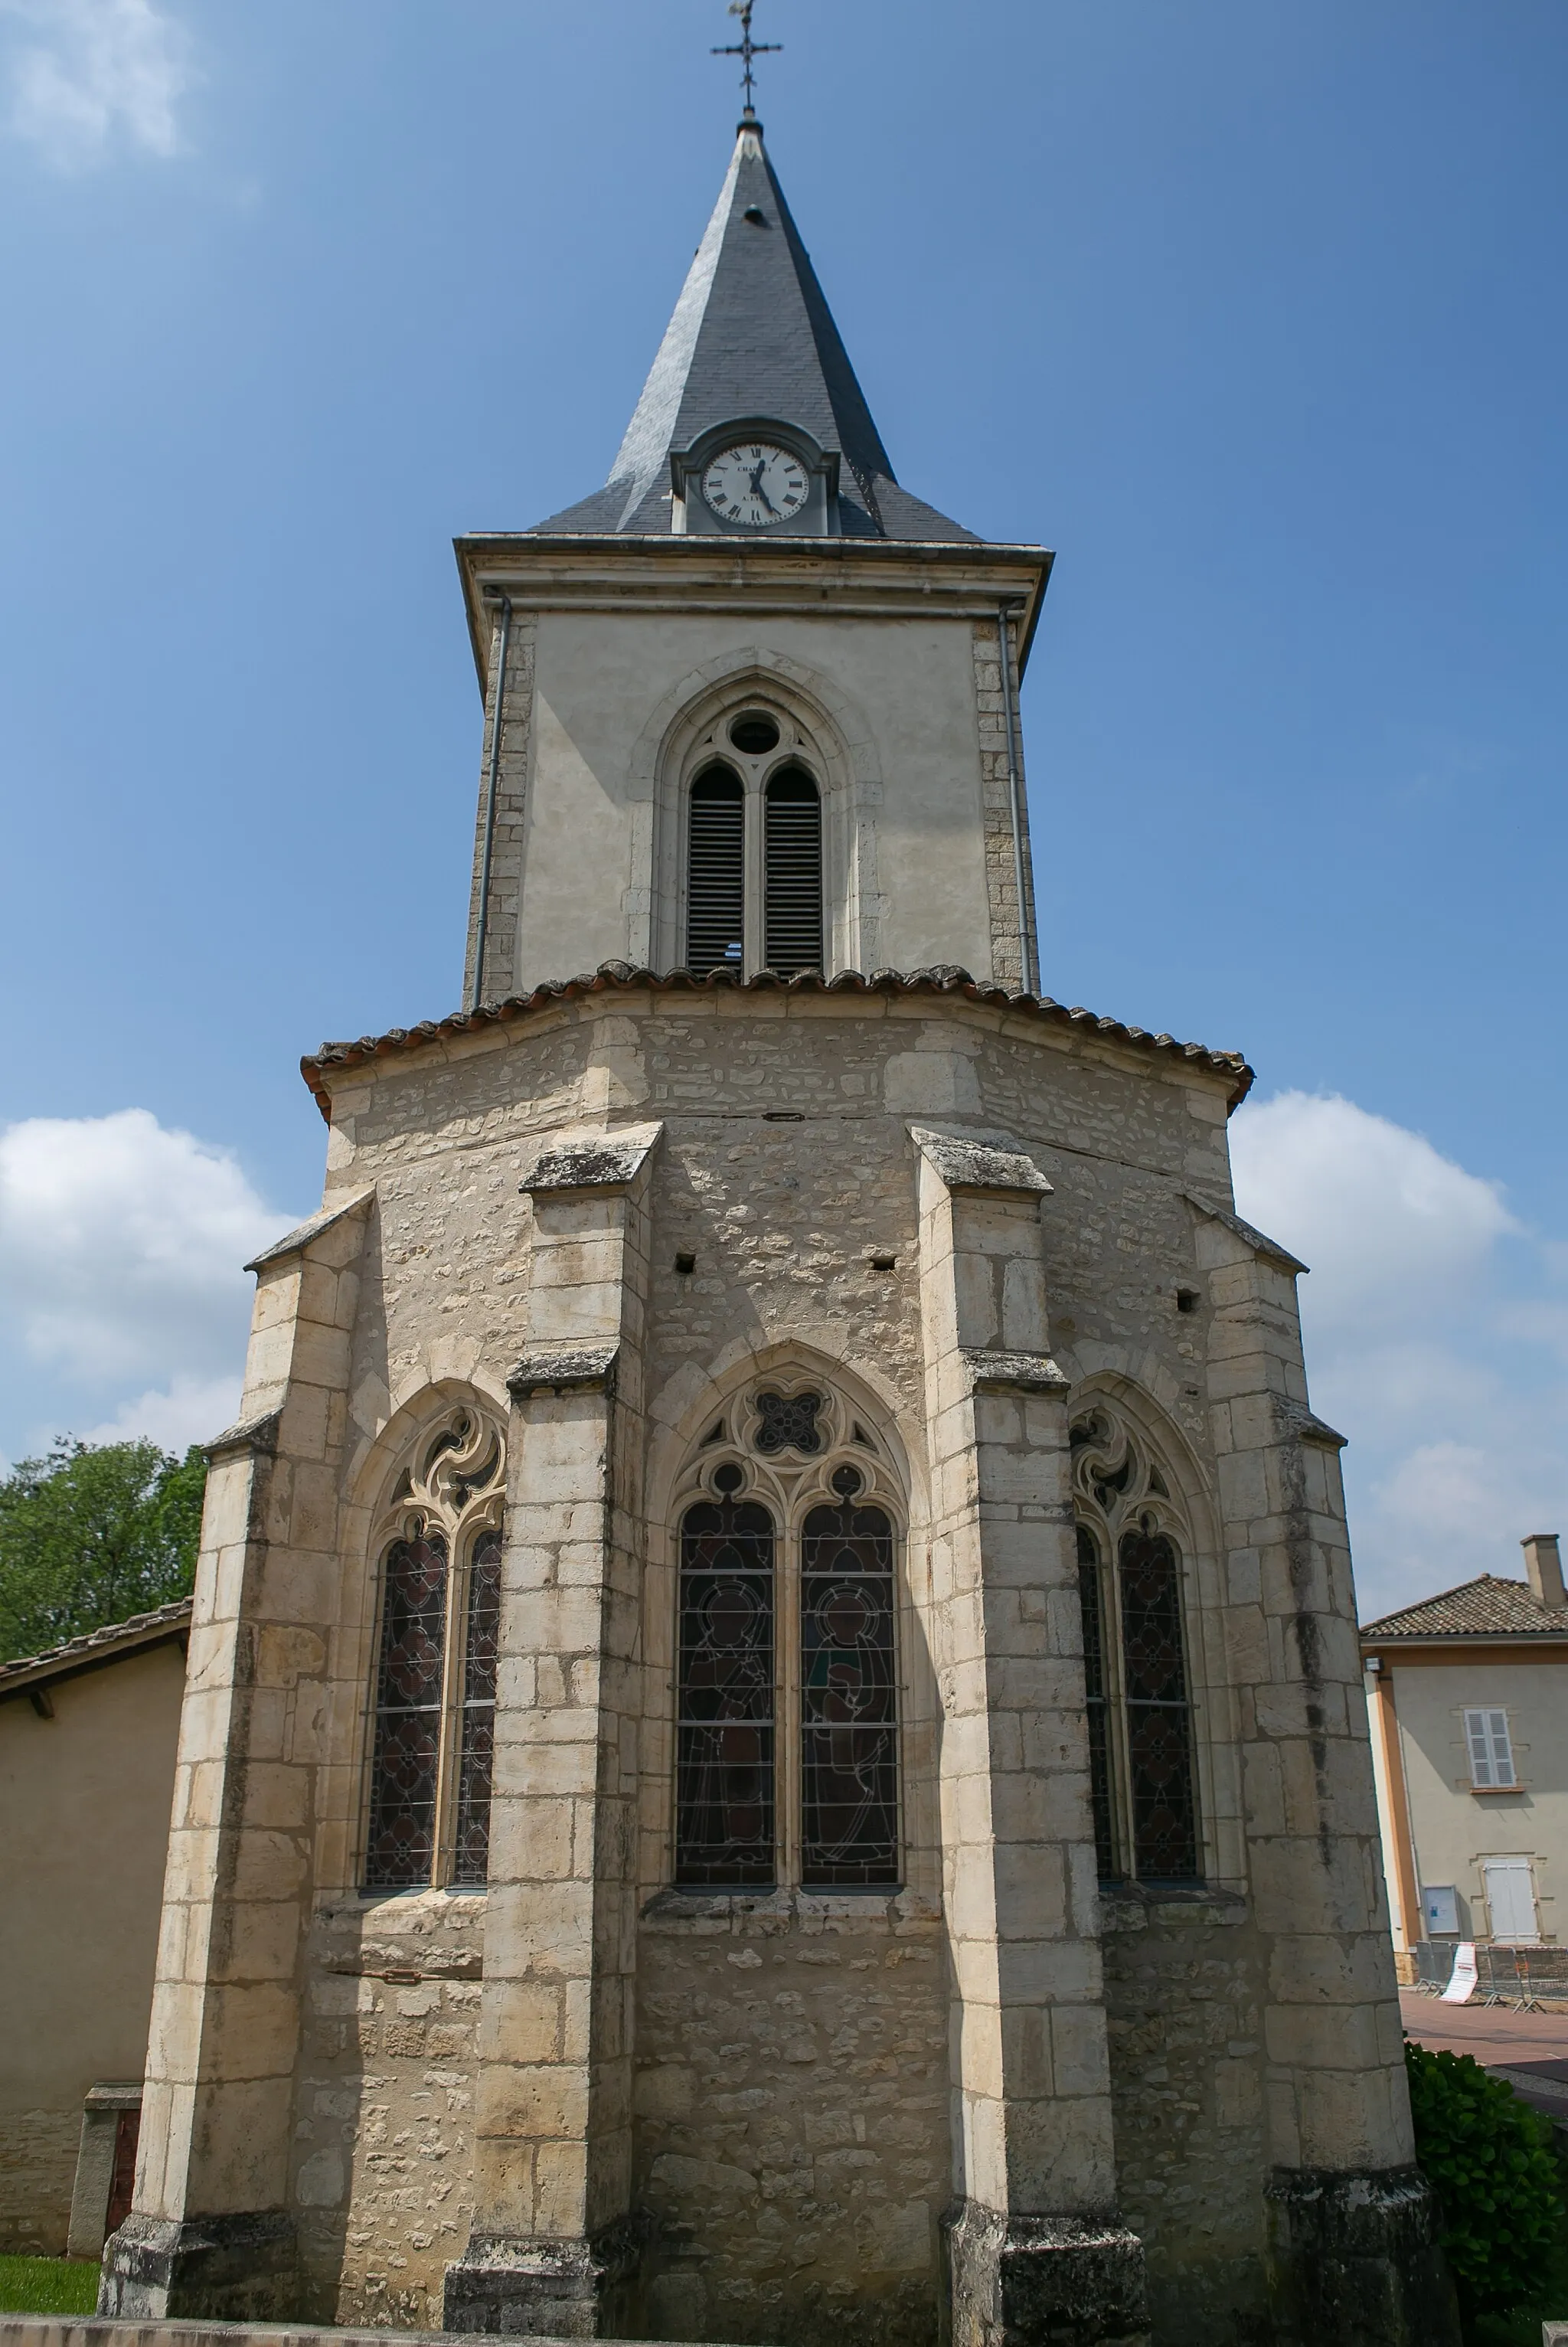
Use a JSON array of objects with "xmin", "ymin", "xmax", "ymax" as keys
[{"xmin": 98, "ymin": 80, "xmax": 1458, "ymax": 2347}]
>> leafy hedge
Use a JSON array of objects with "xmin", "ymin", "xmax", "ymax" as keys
[{"xmin": 1406, "ymin": 2039, "xmax": 1564, "ymax": 2319}]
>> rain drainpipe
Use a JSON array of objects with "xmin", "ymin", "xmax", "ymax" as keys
[
  {"xmin": 470, "ymin": 594, "xmax": 512, "ymax": 1012},
  {"xmin": 997, "ymin": 597, "xmax": 1036, "ymax": 994}
]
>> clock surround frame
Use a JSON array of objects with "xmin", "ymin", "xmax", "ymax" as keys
[{"xmin": 670, "ymin": 415, "xmax": 841, "ymax": 538}]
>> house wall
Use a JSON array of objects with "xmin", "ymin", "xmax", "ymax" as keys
[
  {"xmin": 1380, "ymin": 1655, "xmax": 1568, "ymax": 1947},
  {"xmin": 0, "ymin": 1642, "xmax": 185, "ymax": 2253}
]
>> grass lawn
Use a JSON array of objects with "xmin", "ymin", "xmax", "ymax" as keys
[{"xmin": 0, "ymin": 2256, "xmax": 100, "ymax": 2316}]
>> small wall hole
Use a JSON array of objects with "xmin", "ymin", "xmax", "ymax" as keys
[
  {"xmin": 1176, "ymin": 1288, "xmax": 1200, "ymax": 1314},
  {"xmin": 675, "ymin": 1252, "xmax": 697, "ymax": 1275}
]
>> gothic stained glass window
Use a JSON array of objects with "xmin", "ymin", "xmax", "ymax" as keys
[
  {"xmin": 365, "ymin": 1532, "xmax": 449, "ymax": 1889},
  {"xmin": 452, "ymin": 1528, "xmax": 502, "ymax": 1888},
  {"xmin": 799, "ymin": 1468, "xmax": 899, "ymax": 1887},
  {"xmin": 1076, "ymin": 1525, "xmax": 1117, "ymax": 1881},
  {"xmin": 1119, "ymin": 1526, "xmax": 1198, "ymax": 1881},
  {"xmin": 675, "ymin": 1475, "xmax": 776, "ymax": 1887},
  {"xmin": 755, "ymin": 1389, "xmax": 822, "ymax": 1455}
]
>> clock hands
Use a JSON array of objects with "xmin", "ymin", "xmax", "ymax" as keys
[{"xmin": 747, "ymin": 455, "xmax": 780, "ymax": 518}]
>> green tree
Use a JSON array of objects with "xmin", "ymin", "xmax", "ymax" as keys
[{"xmin": 0, "ymin": 1438, "xmax": 207, "ymax": 1662}]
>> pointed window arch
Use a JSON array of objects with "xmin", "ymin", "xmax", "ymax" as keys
[
  {"xmin": 364, "ymin": 1406, "xmax": 506, "ymax": 1891},
  {"xmin": 686, "ymin": 763, "xmax": 746, "ymax": 972},
  {"xmin": 1071, "ymin": 1405, "xmax": 1200, "ymax": 1884}
]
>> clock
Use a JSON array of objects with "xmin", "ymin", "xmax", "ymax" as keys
[{"xmin": 701, "ymin": 440, "xmax": 810, "ymax": 528}]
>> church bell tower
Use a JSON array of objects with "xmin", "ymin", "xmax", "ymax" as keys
[
  {"xmin": 458, "ymin": 105, "xmax": 1044, "ymax": 1010},
  {"xmin": 104, "ymin": 62, "xmax": 1459, "ymax": 2347}
]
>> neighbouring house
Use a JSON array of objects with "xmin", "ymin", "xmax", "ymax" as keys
[
  {"xmin": 1363, "ymin": 1535, "xmax": 1568, "ymax": 1996},
  {"xmin": 0, "ymin": 1600, "xmax": 190, "ymax": 2257}
]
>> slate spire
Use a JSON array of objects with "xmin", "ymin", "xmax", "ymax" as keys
[{"xmin": 534, "ymin": 117, "xmax": 974, "ymax": 541}]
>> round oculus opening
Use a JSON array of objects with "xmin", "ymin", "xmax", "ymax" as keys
[
  {"xmin": 713, "ymin": 1462, "xmax": 745, "ymax": 1496},
  {"xmin": 831, "ymin": 1463, "xmax": 864, "ymax": 1499},
  {"xmin": 743, "ymin": 205, "xmax": 767, "ymax": 226},
  {"xmin": 728, "ymin": 712, "xmax": 781, "ymax": 756}
]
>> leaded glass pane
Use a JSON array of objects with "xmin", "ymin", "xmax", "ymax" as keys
[
  {"xmin": 676, "ymin": 1492, "xmax": 776, "ymax": 1887},
  {"xmin": 1076, "ymin": 1524, "xmax": 1117, "ymax": 1880},
  {"xmin": 452, "ymin": 1528, "xmax": 501, "ymax": 1887},
  {"xmin": 1119, "ymin": 1526, "xmax": 1198, "ymax": 1881},
  {"xmin": 365, "ymin": 1531, "xmax": 449, "ymax": 1889},
  {"xmin": 800, "ymin": 1491, "xmax": 899, "ymax": 1887}
]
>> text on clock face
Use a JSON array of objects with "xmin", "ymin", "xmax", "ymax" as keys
[{"xmin": 701, "ymin": 442, "xmax": 809, "ymax": 526}]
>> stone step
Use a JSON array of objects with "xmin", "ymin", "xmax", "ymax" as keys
[{"xmin": 0, "ymin": 2323, "xmax": 732, "ymax": 2347}]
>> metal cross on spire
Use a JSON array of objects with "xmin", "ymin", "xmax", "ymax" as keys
[{"xmin": 712, "ymin": 0, "xmax": 781, "ymax": 115}]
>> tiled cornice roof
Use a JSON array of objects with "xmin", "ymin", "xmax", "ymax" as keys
[
  {"xmin": 1361, "ymin": 1574, "xmax": 1568, "ymax": 1642},
  {"xmin": 0, "ymin": 1597, "xmax": 192, "ymax": 1699},
  {"xmin": 300, "ymin": 963, "xmax": 1254, "ymax": 1122}
]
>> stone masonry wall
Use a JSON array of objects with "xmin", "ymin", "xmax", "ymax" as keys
[
  {"xmin": 1102, "ymin": 1894, "xmax": 1269, "ymax": 2347},
  {"xmin": 292, "ymin": 1894, "xmax": 484, "ymax": 2329},
  {"xmin": 632, "ymin": 1897, "xmax": 949, "ymax": 2347},
  {"xmin": 0, "ymin": 2114, "xmax": 79, "ymax": 2257},
  {"xmin": 267, "ymin": 991, "xmax": 1279, "ymax": 2326}
]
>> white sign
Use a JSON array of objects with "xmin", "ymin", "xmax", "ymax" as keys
[
  {"xmin": 1441, "ymin": 1943, "xmax": 1478, "ymax": 2003},
  {"xmin": 1423, "ymin": 1884, "xmax": 1460, "ymax": 1936}
]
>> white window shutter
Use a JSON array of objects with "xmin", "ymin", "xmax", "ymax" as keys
[{"xmin": 1464, "ymin": 1707, "xmax": 1516, "ymax": 1788}]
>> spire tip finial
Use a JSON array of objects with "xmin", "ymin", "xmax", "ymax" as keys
[{"xmin": 712, "ymin": 0, "xmax": 780, "ymax": 116}]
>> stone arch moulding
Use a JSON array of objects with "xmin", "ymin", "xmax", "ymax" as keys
[
  {"xmin": 330, "ymin": 1375, "xmax": 511, "ymax": 1895},
  {"xmin": 1066, "ymin": 1368, "xmax": 1245, "ymax": 1893},
  {"xmin": 637, "ymin": 1338, "xmax": 942, "ymax": 1908},
  {"xmin": 629, "ymin": 647, "xmax": 887, "ymax": 976}
]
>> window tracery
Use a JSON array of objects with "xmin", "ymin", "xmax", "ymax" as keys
[
  {"xmin": 678, "ymin": 701, "xmax": 826, "ymax": 977},
  {"xmin": 671, "ymin": 1383, "xmax": 903, "ymax": 1891},
  {"xmin": 364, "ymin": 1405, "xmax": 506, "ymax": 1892},
  {"xmin": 1071, "ymin": 1404, "xmax": 1200, "ymax": 1884}
]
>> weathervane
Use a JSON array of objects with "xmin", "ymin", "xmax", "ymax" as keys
[{"xmin": 712, "ymin": 0, "xmax": 781, "ymax": 116}]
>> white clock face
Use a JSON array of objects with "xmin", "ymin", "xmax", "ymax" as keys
[{"xmin": 701, "ymin": 441, "xmax": 809, "ymax": 528}]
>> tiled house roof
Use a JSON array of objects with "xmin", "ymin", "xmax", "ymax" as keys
[
  {"xmin": 1361, "ymin": 1575, "xmax": 1568, "ymax": 1641},
  {"xmin": 0, "ymin": 1597, "xmax": 192, "ymax": 1700}
]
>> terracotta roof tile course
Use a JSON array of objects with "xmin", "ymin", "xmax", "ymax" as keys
[
  {"xmin": 0, "ymin": 1596, "xmax": 193, "ymax": 1688},
  {"xmin": 300, "ymin": 963, "xmax": 1254, "ymax": 1121},
  {"xmin": 1361, "ymin": 1575, "xmax": 1568, "ymax": 1641}
]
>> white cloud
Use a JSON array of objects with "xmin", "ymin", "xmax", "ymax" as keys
[
  {"xmin": 0, "ymin": 1109, "xmax": 297, "ymax": 1456},
  {"xmin": 77, "ymin": 1371, "xmax": 246, "ymax": 1454},
  {"xmin": 1230, "ymin": 1090, "xmax": 1568, "ymax": 1620},
  {"xmin": 1229, "ymin": 1090, "xmax": 1517, "ymax": 1332},
  {"xmin": 2, "ymin": 0, "xmax": 190, "ymax": 169}
]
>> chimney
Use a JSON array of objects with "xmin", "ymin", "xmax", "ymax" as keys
[{"xmin": 1521, "ymin": 1533, "xmax": 1566, "ymax": 1610}]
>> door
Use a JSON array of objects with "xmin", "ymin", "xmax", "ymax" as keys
[
  {"xmin": 1482, "ymin": 1856, "xmax": 1539, "ymax": 1945},
  {"xmin": 104, "ymin": 2107, "xmax": 139, "ymax": 2239}
]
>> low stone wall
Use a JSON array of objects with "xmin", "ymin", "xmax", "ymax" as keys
[
  {"xmin": 0, "ymin": 2324, "xmax": 724, "ymax": 2347},
  {"xmin": 0, "ymin": 2110, "xmax": 80, "ymax": 2256}
]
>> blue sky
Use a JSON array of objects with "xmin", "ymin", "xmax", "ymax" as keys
[{"xmin": 0, "ymin": 0, "xmax": 1564, "ymax": 1617}]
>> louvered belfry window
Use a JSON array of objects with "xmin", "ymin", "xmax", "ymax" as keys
[
  {"xmin": 763, "ymin": 766, "xmax": 823, "ymax": 974},
  {"xmin": 687, "ymin": 763, "xmax": 746, "ymax": 972}
]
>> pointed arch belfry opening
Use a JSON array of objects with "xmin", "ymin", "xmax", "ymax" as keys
[
  {"xmin": 686, "ymin": 763, "xmax": 746, "ymax": 971},
  {"xmin": 639, "ymin": 655, "xmax": 875, "ymax": 976},
  {"xmin": 763, "ymin": 763, "xmax": 823, "ymax": 972}
]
